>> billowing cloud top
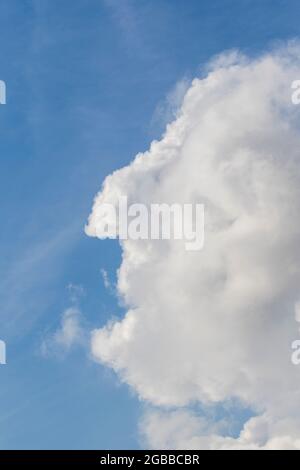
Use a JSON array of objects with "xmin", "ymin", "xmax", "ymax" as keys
[{"xmin": 86, "ymin": 43, "xmax": 300, "ymax": 449}]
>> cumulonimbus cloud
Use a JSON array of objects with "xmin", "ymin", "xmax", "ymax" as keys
[{"xmin": 86, "ymin": 42, "xmax": 300, "ymax": 449}]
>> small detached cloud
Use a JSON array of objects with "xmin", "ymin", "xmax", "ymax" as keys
[
  {"xmin": 41, "ymin": 307, "xmax": 84, "ymax": 357},
  {"xmin": 41, "ymin": 284, "xmax": 86, "ymax": 358},
  {"xmin": 67, "ymin": 283, "xmax": 85, "ymax": 303}
]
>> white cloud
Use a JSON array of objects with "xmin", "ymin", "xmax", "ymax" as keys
[
  {"xmin": 41, "ymin": 307, "xmax": 83, "ymax": 356},
  {"xmin": 86, "ymin": 42, "xmax": 300, "ymax": 449},
  {"xmin": 67, "ymin": 283, "xmax": 85, "ymax": 303},
  {"xmin": 141, "ymin": 409, "xmax": 300, "ymax": 450},
  {"xmin": 101, "ymin": 269, "xmax": 113, "ymax": 292},
  {"xmin": 151, "ymin": 78, "xmax": 191, "ymax": 132}
]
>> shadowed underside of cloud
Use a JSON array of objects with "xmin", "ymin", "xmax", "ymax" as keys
[{"xmin": 86, "ymin": 43, "xmax": 300, "ymax": 449}]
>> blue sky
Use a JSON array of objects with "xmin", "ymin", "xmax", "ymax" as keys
[{"xmin": 1, "ymin": 0, "xmax": 300, "ymax": 450}]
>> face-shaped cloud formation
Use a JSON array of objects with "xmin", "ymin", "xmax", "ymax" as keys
[{"xmin": 86, "ymin": 43, "xmax": 300, "ymax": 449}]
